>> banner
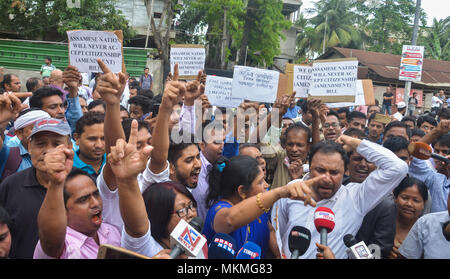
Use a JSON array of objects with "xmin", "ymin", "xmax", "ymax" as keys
[
  {"xmin": 399, "ymin": 45, "xmax": 424, "ymax": 82},
  {"xmin": 204, "ymin": 75, "xmax": 243, "ymax": 108},
  {"xmin": 309, "ymin": 58, "xmax": 358, "ymax": 103},
  {"xmin": 326, "ymin": 80, "xmax": 375, "ymax": 108},
  {"xmin": 67, "ymin": 30, "xmax": 124, "ymax": 73},
  {"xmin": 170, "ymin": 44, "xmax": 205, "ymax": 80},
  {"xmin": 231, "ymin": 66, "xmax": 280, "ymax": 103}
]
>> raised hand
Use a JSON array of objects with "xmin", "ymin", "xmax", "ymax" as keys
[
  {"xmin": 307, "ymin": 98, "xmax": 323, "ymax": 119},
  {"xmin": 0, "ymin": 92, "xmax": 31, "ymax": 125},
  {"xmin": 288, "ymin": 159, "xmax": 304, "ymax": 180},
  {"xmin": 95, "ymin": 58, "xmax": 127, "ymax": 105},
  {"xmin": 184, "ymin": 69, "xmax": 205, "ymax": 106},
  {"xmin": 42, "ymin": 145, "xmax": 74, "ymax": 185},
  {"xmin": 336, "ymin": 134, "xmax": 362, "ymax": 153},
  {"xmin": 279, "ymin": 175, "xmax": 327, "ymax": 207},
  {"xmin": 63, "ymin": 65, "xmax": 82, "ymax": 90},
  {"xmin": 161, "ymin": 63, "xmax": 186, "ymax": 112},
  {"xmin": 273, "ymin": 91, "xmax": 296, "ymax": 118},
  {"xmin": 108, "ymin": 119, "xmax": 153, "ymax": 182}
]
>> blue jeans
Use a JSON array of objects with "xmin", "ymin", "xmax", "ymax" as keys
[{"xmin": 381, "ymin": 104, "xmax": 392, "ymax": 115}]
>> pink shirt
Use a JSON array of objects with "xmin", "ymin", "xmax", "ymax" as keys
[{"xmin": 33, "ymin": 223, "xmax": 121, "ymax": 259}]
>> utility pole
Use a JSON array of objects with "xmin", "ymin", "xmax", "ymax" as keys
[
  {"xmin": 322, "ymin": 14, "xmax": 328, "ymax": 54},
  {"xmin": 220, "ymin": 7, "xmax": 228, "ymax": 69},
  {"xmin": 404, "ymin": 0, "xmax": 421, "ymax": 113}
]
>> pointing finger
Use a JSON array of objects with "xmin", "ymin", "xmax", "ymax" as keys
[
  {"xmin": 97, "ymin": 58, "xmax": 111, "ymax": 74},
  {"xmin": 173, "ymin": 63, "xmax": 179, "ymax": 81},
  {"xmin": 128, "ymin": 119, "xmax": 139, "ymax": 146}
]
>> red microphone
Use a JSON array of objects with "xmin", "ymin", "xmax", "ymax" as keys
[{"xmin": 314, "ymin": 207, "xmax": 335, "ymax": 246}]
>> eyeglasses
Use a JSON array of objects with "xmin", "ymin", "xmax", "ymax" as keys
[
  {"xmin": 173, "ymin": 202, "xmax": 196, "ymax": 218},
  {"xmin": 323, "ymin": 122, "xmax": 339, "ymax": 128}
]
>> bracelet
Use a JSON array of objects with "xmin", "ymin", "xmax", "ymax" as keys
[{"xmin": 256, "ymin": 193, "xmax": 270, "ymax": 213}]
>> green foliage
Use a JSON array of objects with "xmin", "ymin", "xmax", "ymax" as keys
[
  {"xmin": 418, "ymin": 17, "xmax": 450, "ymax": 61},
  {"xmin": 0, "ymin": 0, "xmax": 135, "ymax": 41}
]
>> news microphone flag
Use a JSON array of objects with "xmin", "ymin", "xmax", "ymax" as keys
[
  {"xmin": 343, "ymin": 234, "xmax": 374, "ymax": 259},
  {"xmin": 236, "ymin": 241, "xmax": 261, "ymax": 259},
  {"xmin": 314, "ymin": 207, "xmax": 335, "ymax": 246},
  {"xmin": 288, "ymin": 226, "xmax": 311, "ymax": 259},
  {"xmin": 169, "ymin": 217, "xmax": 207, "ymax": 258},
  {"xmin": 208, "ymin": 233, "xmax": 237, "ymax": 259}
]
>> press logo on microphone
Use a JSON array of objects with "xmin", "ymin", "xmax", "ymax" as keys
[
  {"xmin": 314, "ymin": 211, "xmax": 335, "ymax": 222},
  {"xmin": 238, "ymin": 248, "xmax": 259, "ymax": 259},
  {"xmin": 179, "ymin": 227, "xmax": 201, "ymax": 252},
  {"xmin": 214, "ymin": 237, "xmax": 235, "ymax": 255}
]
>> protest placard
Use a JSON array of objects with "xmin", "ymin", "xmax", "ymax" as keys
[
  {"xmin": 326, "ymin": 79, "xmax": 375, "ymax": 108},
  {"xmin": 170, "ymin": 44, "xmax": 205, "ymax": 80},
  {"xmin": 399, "ymin": 45, "xmax": 424, "ymax": 82},
  {"xmin": 285, "ymin": 64, "xmax": 312, "ymax": 98},
  {"xmin": 204, "ymin": 75, "xmax": 243, "ymax": 108},
  {"xmin": 309, "ymin": 58, "xmax": 358, "ymax": 103},
  {"xmin": 231, "ymin": 66, "xmax": 280, "ymax": 103},
  {"xmin": 67, "ymin": 30, "xmax": 124, "ymax": 73}
]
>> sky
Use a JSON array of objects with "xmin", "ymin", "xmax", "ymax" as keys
[{"xmin": 300, "ymin": 0, "xmax": 450, "ymax": 27}]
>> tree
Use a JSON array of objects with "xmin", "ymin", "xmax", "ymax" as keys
[
  {"xmin": 354, "ymin": 0, "xmax": 427, "ymax": 55},
  {"xmin": 0, "ymin": 0, "xmax": 135, "ymax": 41},
  {"xmin": 304, "ymin": 0, "xmax": 362, "ymax": 55},
  {"xmin": 419, "ymin": 17, "xmax": 450, "ymax": 61}
]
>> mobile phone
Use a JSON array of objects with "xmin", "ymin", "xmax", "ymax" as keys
[
  {"xmin": 97, "ymin": 244, "xmax": 150, "ymax": 259},
  {"xmin": 151, "ymin": 103, "xmax": 160, "ymax": 117}
]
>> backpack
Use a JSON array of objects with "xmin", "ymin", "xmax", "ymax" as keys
[{"xmin": 0, "ymin": 147, "xmax": 22, "ymax": 182}]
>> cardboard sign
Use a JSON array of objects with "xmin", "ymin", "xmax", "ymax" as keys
[
  {"xmin": 326, "ymin": 79, "xmax": 375, "ymax": 108},
  {"xmin": 309, "ymin": 58, "xmax": 358, "ymax": 103},
  {"xmin": 231, "ymin": 66, "xmax": 280, "ymax": 103},
  {"xmin": 67, "ymin": 30, "xmax": 124, "ymax": 73},
  {"xmin": 399, "ymin": 45, "xmax": 424, "ymax": 82},
  {"xmin": 292, "ymin": 65, "xmax": 312, "ymax": 98},
  {"xmin": 204, "ymin": 75, "xmax": 243, "ymax": 108},
  {"xmin": 170, "ymin": 44, "xmax": 205, "ymax": 80}
]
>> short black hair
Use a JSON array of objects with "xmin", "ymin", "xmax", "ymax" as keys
[
  {"xmin": 63, "ymin": 168, "xmax": 97, "ymax": 206},
  {"xmin": 168, "ymin": 131, "xmax": 198, "ymax": 167},
  {"xmin": 138, "ymin": 88, "xmax": 154, "ymax": 100},
  {"xmin": 75, "ymin": 111, "xmax": 105, "ymax": 135},
  {"xmin": 393, "ymin": 176, "xmax": 428, "ymax": 202},
  {"xmin": 343, "ymin": 127, "xmax": 367, "ymax": 139},
  {"xmin": 384, "ymin": 121, "xmax": 411, "ymax": 139},
  {"xmin": 432, "ymin": 134, "xmax": 450, "ymax": 149},
  {"xmin": 0, "ymin": 205, "xmax": 11, "ymax": 228},
  {"xmin": 239, "ymin": 142, "xmax": 261, "ymax": 153},
  {"xmin": 121, "ymin": 118, "xmax": 151, "ymax": 142},
  {"xmin": 87, "ymin": 99, "xmax": 106, "ymax": 111},
  {"xmin": 401, "ymin": 116, "xmax": 416, "ymax": 125},
  {"xmin": 284, "ymin": 122, "xmax": 312, "ymax": 143},
  {"xmin": 26, "ymin": 77, "xmax": 41, "ymax": 92},
  {"xmin": 129, "ymin": 80, "xmax": 140, "ymax": 90},
  {"xmin": 128, "ymin": 95, "xmax": 153, "ymax": 114},
  {"xmin": 410, "ymin": 128, "xmax": 425, "ymax": 138},
  {"xmin": 337, "ymin": 107, "xmax": 349, "ymax": 116},
  {"xmin": 438, "ymin": 108, "xmax": 450, "ymax": 120},
  {"xmin": 383, "ymin": 136, "xmax": 410, "ymax": 153},
  {"xmin": 309, "ymin": 140, "xmax": 349, "ymax": 170},
  {"xmin": 347, "ymin": 110, "xmax": 366, "ymax": 123},
  {"xmin": 417, "ymin": 115, "xmax": 437, "ymax": 128},
  {"xmin": 326, "ymin": 109, "xmax": 340, "ymax": 121},
  {"xmin": 45, "ymin": 57, "xmax": 52, "ymax": 62},
  {"xmin": 29, "ymin": 86, "xmax": 63, "ymax": 109}
]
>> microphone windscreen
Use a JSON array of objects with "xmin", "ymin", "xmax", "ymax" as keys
[
  {"xmin": 189, "ymin": 217, "xmax": 204, "ymax": 233},
  {"xmin": 408, "ymin": 142, "xmax": 432, "ymax": 160},
  {"xmin": 288, "ymin": 226, "xmax": 311, "ymax": 256},
  {"xmin": 314, "ymin": 207, "xmax": 335, "ymax": 233},
  {"xmin": 208, "ymin": 233, "xmax": 237, "ymax": 259},
  {"xmin": 236, "ymin": 241, "xmax": 261, "ymax": 259},
  {"xmin": 343, "ymin": 234, "xmax": 358, "ymax": 248}
]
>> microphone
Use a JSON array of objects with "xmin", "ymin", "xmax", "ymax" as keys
[
  {"xmin": 208, "ymin": 233, "xmax": 237, "ymax": 259},
  {"xmin": 288, "ymin": 226, "xmax": 311, "ymax": 259},
  {"xmin": 408, "ymin": 142, "xmax": 450, "ymax": 163},
  {"xmin": 169, "ymin": 217, "xmax": 207, "ymax": 258},
  {"xmin": 343, "ymin": 234, "xmax": 374, "ymax": 259},
  {"xmin": 314, "ymin": 207, "xmax": 335, "ymax": 246},
  {"xmin": 236, "ymin": 241, "xmax": 261, "ymax": 259}
]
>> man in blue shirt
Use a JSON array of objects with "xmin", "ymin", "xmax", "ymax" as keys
[
  {"xmin": 72, "ymin": 111, "xmax": 106, "ymax": 179},
  {"xmin": 283, "ymin": 101, "xmax": 301, "ymax": 119}
]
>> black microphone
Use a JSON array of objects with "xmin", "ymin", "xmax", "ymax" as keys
[
  {"xmin": 169, "ymin": 217, "xmax": 206, "ymax": 258},
  {"xmin": 343, "ymin": 234, "xmax": 374, "ymax": 259},
  {"xmin": 288, "ymin": 226, "xmax": 311, "ymax": 259}
]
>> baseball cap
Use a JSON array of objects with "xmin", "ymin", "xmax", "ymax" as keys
[
  {"xmin": 397, "ymin": 101, "xmax": 406, "ymax": 109},
  {"xmin": 29, "ymin": 118, "xmax": 71, "ymax": 139}
]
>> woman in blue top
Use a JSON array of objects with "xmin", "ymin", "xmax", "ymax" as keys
[{"xmin": 203, "ymin": 155, "xmax": 324, "ymax": 258}]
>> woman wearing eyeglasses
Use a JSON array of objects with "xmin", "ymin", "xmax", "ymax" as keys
[{"xmin": 203, "ymin": 155, "xmax": 324, "ymax": 258}]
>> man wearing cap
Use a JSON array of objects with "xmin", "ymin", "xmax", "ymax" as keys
[
  {"xmin": 0, "ymin": 109, "xmax": 51, "ymax": 182},
  {"xmin": 0, "ymin": 118, "xmax": 73, "ymax": 258},
  {"xmin": 393, "ymin": 102, "xmax": 406, "ymax": 121}
]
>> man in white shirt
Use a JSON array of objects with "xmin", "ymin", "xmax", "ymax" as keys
[
  {"xmin": 271, "ymin": 135, "xmax": 408, "ymax": 259},
  {"xmin": 431, "ymin": 92, "xmax": 443, "ymax": 114},
  {"xmin": 392, "ymin": 101, "xmax": 406, "ymax": 121}
]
